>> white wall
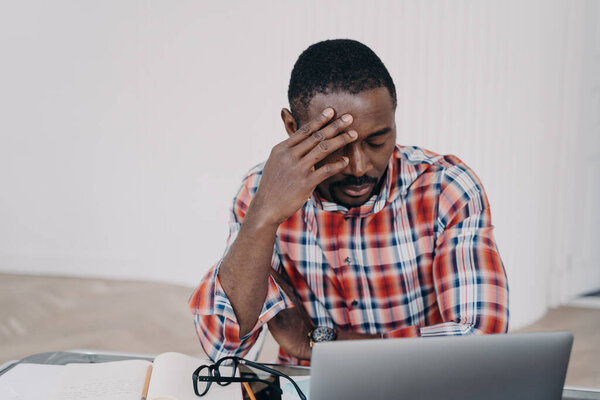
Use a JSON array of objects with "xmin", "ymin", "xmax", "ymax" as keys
[{"xmin": 1, "ymin": 0, "xmax": 598, "ymax": 329}]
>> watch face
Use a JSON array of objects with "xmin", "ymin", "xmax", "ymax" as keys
[{"xmin": 311, "ymin": 326, "xmax": 336, "ymax": 342}]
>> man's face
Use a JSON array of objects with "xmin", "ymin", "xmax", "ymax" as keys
[{"xmin": 303, "ymin": 87, "xmax": 397, "ymax": 209}]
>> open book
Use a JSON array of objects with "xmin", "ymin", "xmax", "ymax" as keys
[{"xmin": 0, "ymin": 352, "xmax": 239, "ymax": 400}]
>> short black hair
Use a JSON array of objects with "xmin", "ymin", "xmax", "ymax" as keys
[{"xmin": 288, "ymin": 39, "xmax": 397, "ymax": 123}]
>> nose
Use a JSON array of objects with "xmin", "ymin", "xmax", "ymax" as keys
[{"xmin": 346, "ymin": 142, "xmax": 368, "ymax": 177}]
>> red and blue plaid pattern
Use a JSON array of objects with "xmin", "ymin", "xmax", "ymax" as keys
[{"xmin": 189, "ymin": 145, "xmax": 509, "ymax": 365}]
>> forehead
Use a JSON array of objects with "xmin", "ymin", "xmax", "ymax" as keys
[{"xmin": 305, "ymin": 87, "xmax": 395, "ymax": 131}]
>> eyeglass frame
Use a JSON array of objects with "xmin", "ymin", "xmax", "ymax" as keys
[{"xmin": 192, "ymin": 356, "xmax": 307, "ymax": 400}]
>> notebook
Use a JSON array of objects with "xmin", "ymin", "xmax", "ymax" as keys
[
  {"xmin": 0, "ymin": 352, "xmax": 240, "ymax": 400},
  {"xmin": 310, "ymin": 332, "xmax": 573, "ymax": 400}
]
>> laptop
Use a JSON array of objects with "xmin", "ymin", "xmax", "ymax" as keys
[{"xmin": 310, "ymin": 332, "xmax": 573, "ymax": 400}]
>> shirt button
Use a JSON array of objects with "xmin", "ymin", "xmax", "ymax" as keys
[
  {"xmin": 344, "ymin": 257, "xmax": 352, "ymax": 264},
  {"xmin": 351, "ymin": 299, "xmax": 359, "ymax": 307}
]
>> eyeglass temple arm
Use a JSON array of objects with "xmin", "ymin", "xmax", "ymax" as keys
[{"xmin": 198, "ymin": 375, "xmax": 283, "ymax": 395}]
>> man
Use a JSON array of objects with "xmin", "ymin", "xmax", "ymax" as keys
[{"xmin": 189, "ymin": 39, "xmax": 509, "ymax": 365}]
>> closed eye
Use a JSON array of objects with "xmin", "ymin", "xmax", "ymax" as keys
[{"xmin": 364, "ymin": 127, "xmax": 391, "ymax": 149}]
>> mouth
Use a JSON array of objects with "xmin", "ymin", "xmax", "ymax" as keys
[{"xmin": 341, "ymin": 184, "xmax": 374, "ymax": 198}]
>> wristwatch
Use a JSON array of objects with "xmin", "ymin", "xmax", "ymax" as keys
[{"xmin": 308, "ymin": 326, "xmax": 337, "ymax": 348}]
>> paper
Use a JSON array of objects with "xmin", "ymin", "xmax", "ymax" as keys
[
  {"xmin": 281, "ymin": 376, "xmax": 310, "ymax": 400},
  {"xmin": 0, "ymin": 363, "xmax": 63, "ymax": 400}
]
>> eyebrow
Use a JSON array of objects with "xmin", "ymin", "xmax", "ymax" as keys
[{"xmin": 366, "ymin": 127, "xmax": 392, "ymax": 139}]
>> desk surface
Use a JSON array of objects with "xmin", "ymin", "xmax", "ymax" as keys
[{"xmin": 0, "ymin": 351, "xmax": 597, "ymax": 400}]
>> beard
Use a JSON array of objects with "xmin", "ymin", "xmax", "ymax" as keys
[{"xmin": 326, "ymin": 174, "xmax": 379, "ymax": 209}]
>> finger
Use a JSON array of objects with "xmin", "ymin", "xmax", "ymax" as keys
[
  {"xmin": 285, "ymin": 108, "xmax": 334, "ymax": 147},
  {"xmin": 302, "ymin": 130, "xmax": 358, "ymax": 167},
  {"xmin": 310, "ymin": 156, "xmax": 350, "ymax": 186},
  {"xmin": 293, "ymin": 113, "xmax": 353, "ymax": 156}
]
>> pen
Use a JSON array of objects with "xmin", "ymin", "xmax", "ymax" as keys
[
  {"xmin": 242, "ymin": 381, "xmax": 257, "ymax": 400},
  {"xmin": 141, "ymin": 364, "xmax": 153, "ymax": 400}
]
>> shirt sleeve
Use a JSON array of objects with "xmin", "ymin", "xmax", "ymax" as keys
[
  {"xmin": 383, "ymin": 159, "xmax": 509, "ymax": 338},
  {"xmin": 188, "ymin": 168, "xmax": 295, "ymax": 361}
]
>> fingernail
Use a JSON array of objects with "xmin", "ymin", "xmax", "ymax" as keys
[
  {"xmin": 322, "ymin": 108, "xmax": 334, "ymax": 117},
  {"xmin": 341, "ymin": 114, "xmax": 352, "ymax": 123},
  {"xmin": 342, "ymin": 156, "xmax": 349, "ymax": 164},
  {"xmin": 348, "ymin": 130, "xmax": 357, "ymax": 138}
]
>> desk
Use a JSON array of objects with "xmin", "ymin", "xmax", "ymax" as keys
[{"xmin": 0, "ymin": 351, "xmax": 597, "ymax": 399}]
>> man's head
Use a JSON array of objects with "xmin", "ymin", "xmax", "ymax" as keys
[{"xmin": 281, "ymin": 39, "xmax": 398, "ymax": 209}]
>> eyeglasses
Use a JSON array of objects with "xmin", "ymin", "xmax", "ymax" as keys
[{"xmin": 192, "ymin": 356, "xmax": 307, "ymax": 400}]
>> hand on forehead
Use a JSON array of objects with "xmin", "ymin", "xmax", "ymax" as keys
[{"xmin": 305, "ymin": 87, "xmax": 395, "ymax": 137}]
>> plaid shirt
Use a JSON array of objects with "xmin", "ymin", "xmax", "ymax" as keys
[{"xmin": 189, "ymin": 145, "xmax": 509, "ymax": 365}]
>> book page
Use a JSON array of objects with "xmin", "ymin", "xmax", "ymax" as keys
[
  {"xmin": 0, "ymin": 363, "xmax": 63, "ymax": 400},
  {"xmin": 50, "ymin": 359, "xmax": 151, "ymax": 400},
  {"xmin": 148, "ymin": 352, "xmax": 240, "ymax": 400}
]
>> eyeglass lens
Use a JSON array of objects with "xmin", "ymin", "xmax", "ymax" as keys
[
  {"xmin": 195, "ymin": 366, "xmax": 212, "ymax": 396},
  {"xmin": 215, "ymin": 358, "xmax": 238, "ymax": 386}
]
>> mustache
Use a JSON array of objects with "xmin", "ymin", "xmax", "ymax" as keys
[{"xmin": 332, "ymin": 175, "xmax": 378, "ymax": 187}]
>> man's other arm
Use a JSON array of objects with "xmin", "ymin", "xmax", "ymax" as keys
[{"xmin": 383, "ymin": 160, "xmax": 509, "ymax": 338}]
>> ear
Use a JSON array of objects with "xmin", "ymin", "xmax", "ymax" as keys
[{"xmin": 281, "ymin": 108, "xmax": 298, "ymax": 137}]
